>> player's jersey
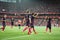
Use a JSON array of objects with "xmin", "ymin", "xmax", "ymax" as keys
[
  {"xmin": 11, "ymin": 18, "xmax": 14, "ymax": 25},
  {"xmin": 30, "ymin": 14, "xmax": 35, "ymax": 24},
  {"xmin": 2, "ymin": 17, "xmax": 6, "ymax": 26},
  {"xmin": 48, "ymin": 18, "xmax": 51, "ymax": 24},
  {"xmin": 47, "ymin": 18, "xmax": 52, "ymax": 26},
  {"xmin": 2, "ymin": 17, "xmax": 6, "ymax": 24},
  {"xmin": 11, "ymin": 19, "xmax": 14, "ymax": 23},
  {"xmin": 25, "ymin": 14, "xmax": 30, "ymax": 23}
]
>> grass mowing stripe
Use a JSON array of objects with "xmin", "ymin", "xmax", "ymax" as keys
[
  {"xmin": 0, "ymin": 26, "xmax": 60, "ymax": 40},
  {"xmin": 2, "ymin": 35, "xmax": 31, "ymax": 40}
]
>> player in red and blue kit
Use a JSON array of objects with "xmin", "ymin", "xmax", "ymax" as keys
[
  {"xmin": 0, "ymin": 15, "xmax": 7, "ymax": 31},
  {"xmin": 23, "ymin": 11, "xmax": 31, "ymax": 33},
  {"xmin": 11, "ymin": 18, "xmax": 14, "ymax": 28},
  {"xmin": 23, "ymin": 14, "xmax": 30, "ymax": 32},
  {"xmin": 28, "ymin": 13, "xmax": 38, "ymax": 34},
  {"xmin": 46, "ymin": 17, "xmax": 52, "ymax": 33}
]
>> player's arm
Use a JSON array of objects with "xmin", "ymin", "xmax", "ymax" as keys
[
  {"xmin": 45, "ymin": 16, "xmax": 48, "ymax": 21},
  {"xmin": 33, "ymin": 13, "xmax": 38, "ymax": 17}
]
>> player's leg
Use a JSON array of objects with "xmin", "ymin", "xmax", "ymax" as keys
[
  {"xmin": 49, "ymin": 26, "xmax": 51, "ymax": 33},
  {"xmin": 32, "ymin": 26, "xmax": 37, "ymax": 34},
  {"xmin": 27, "ymin": 23, "xmax": 32, "ymax": 35},
  {"xmin": 23, "ymin": 22, "xmax": 29, "ymax": 32},
  {"xmin": 23, "ymin": 26, "xmax": 28, "ymax": 32},
  {"xmin": 46, "ymin": 27, "xmax": 48, "ymax": 32},
  {"xmin": 19, "ymin": 25, "xmax": 20, "ymax": 29},
  {"xmin": 46, "ymin": 25, "xmax": 48, "ymax": 32},
  {"xmin": 28, "ymin": 27, "xmax": 31, "ymax": 35},
  {"xmin": 2, "ymin": 25, "xmax": 6, "ymax": 31},
  {"xmin": 11, "ymin": 25, "xmax": 13, "ymax": 29},
  {"xmin": 33, "ymin": 28, "xmax": 37, "ymax": 34},
  {"xmin": 28, "ymin": 24, "xmax": 34, "ymax": 34},
  {"xmin": 18, "ymin": 24, "xmax": 21, "ymax": 29},
  {"xmin": 11, "ymin": 22, "xmax": 13, "ymax": 28}
]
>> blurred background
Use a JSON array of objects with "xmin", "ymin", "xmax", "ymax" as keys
[{"xmin": 0, "ymin": 0, "xmax": 60, "ymax": 26}]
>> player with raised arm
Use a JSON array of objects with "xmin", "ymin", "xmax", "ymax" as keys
[{"xmin": 28, "ymin": 13, "xmax": 38, "ymax": 34}]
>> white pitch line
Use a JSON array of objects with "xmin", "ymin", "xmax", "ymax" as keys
[{"xmin": 2, "ymin": 35, "xmax": 31, "ymax": 40}]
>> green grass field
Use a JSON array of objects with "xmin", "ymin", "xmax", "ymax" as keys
[{"xmin": 0, "ymin": 26, "xmax": 60, "ymax": 40}]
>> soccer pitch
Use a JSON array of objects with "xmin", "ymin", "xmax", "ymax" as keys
[{"xmin": 0, "ymin": 26, "xmax": 60, "ymax": 40}]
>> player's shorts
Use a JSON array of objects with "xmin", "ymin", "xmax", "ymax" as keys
[
  {"xmin": 26, "ymin": 22, "xmax": 30, "ymax": 27},
  {"xmin": 2, "ymin": 23, "xmax": 6, "ymax": 27},
  {"xmin": 11, "ymin": 22, "xmax": 14, "ymax": 26},
  {"xmin": 30, "ymin": 23, "xmax": 34, "ymax": 28},
  {"xmin": 47, "ymin": 24, "xmax": 51, "ymax": 29},
  {"xmin": 18, "ymin": 24, "xmax": 21, "ymax": 26},
  {"xmin": 31, "ymin": 26, "xmax": 34, "ymax": 28}
]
